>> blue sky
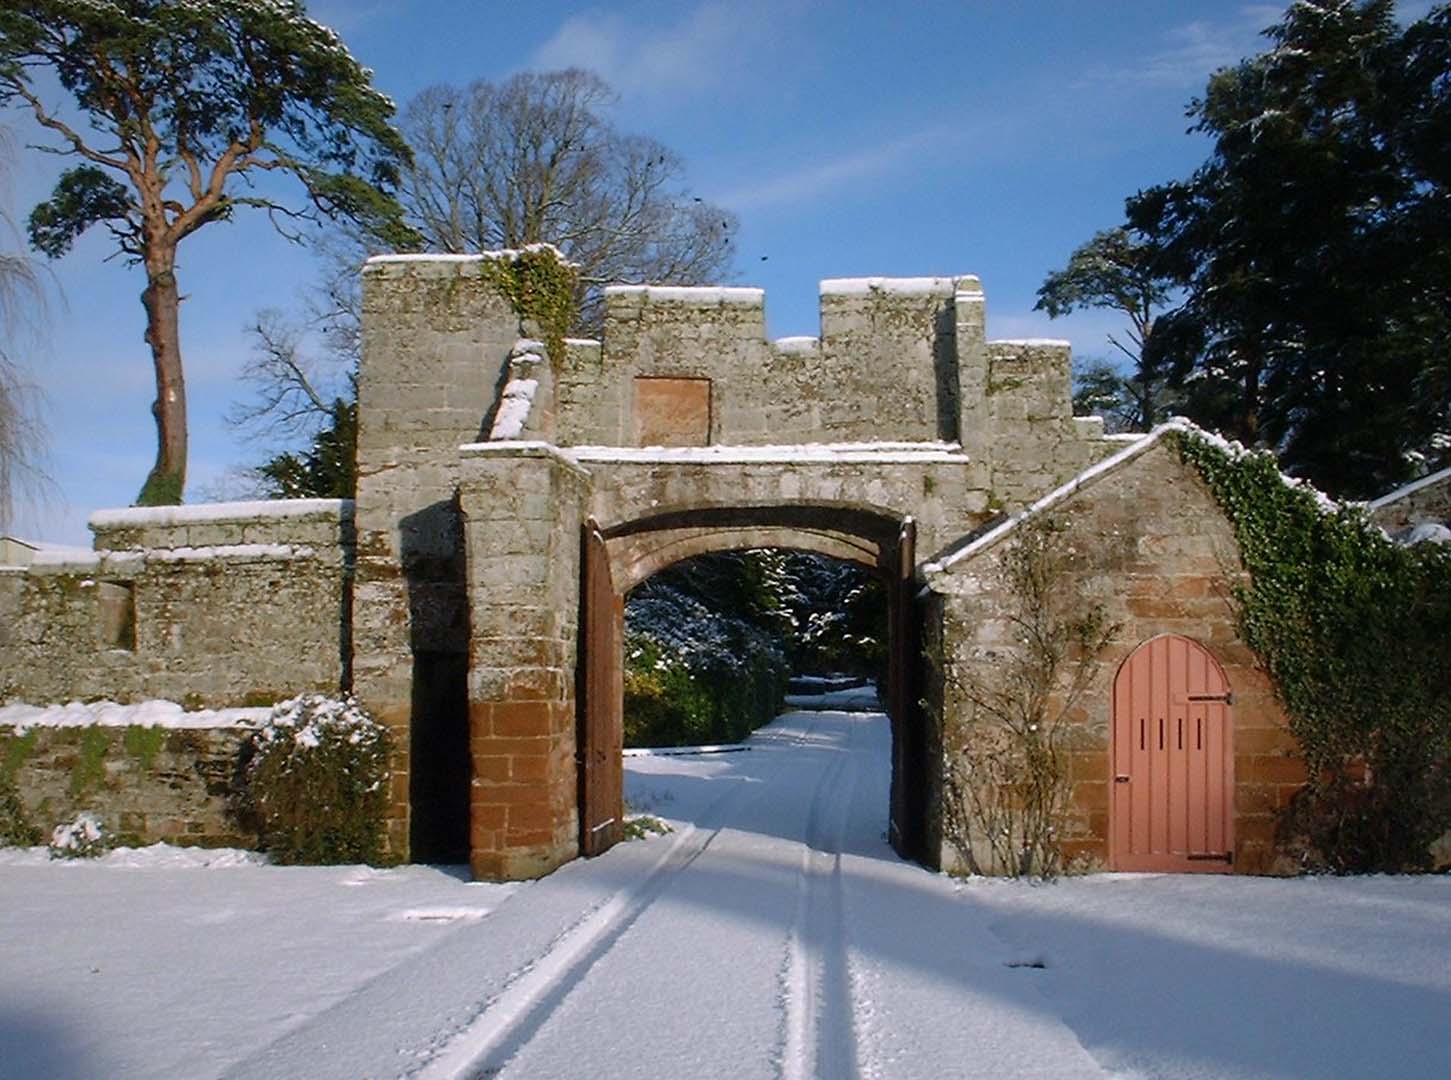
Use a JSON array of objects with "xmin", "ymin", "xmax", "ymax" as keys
[{"xmin": 1, "ymin": 1, "xmax": 1357, "ymax": 543}]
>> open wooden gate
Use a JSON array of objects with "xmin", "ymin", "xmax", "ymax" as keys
[
  {"xmin": 578, "ymin": 518, "xmax": 624, "ymax": 857},
  {"xmin": 887, "ymin": 517, "xmax": 922, "ymax": 860},
  {"xmin": 1111, "ymin": 635, "xmax": 1234, "ymax": 871}
]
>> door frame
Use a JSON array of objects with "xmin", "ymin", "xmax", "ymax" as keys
[{"xmin": 1109, "ymin": 634, "xmax": 1235, "ymax": 872}]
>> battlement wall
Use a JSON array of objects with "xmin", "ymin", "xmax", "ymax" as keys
[{"xmin": 554, "ymin": 277, "xmax": 978, "ymax": 446}]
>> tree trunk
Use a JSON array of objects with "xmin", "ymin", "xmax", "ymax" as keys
[{"xmin": 136, "ymin": 250, "xmax": 187, "ymax": 506}]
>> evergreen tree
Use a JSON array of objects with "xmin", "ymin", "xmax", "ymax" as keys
[
  {"xmin": 0, "ymin": 1, "xmax": 412, "ymax": 504},
  {"xmin": 1036, "ymin": 227, "xmax": 1177, "ymax": 432},
  {"xmin": 255, "ymin": 397, "xmax": 355, "ymax": 499},
  {"xmin": 1125, "ymin": 0, "xmax": 1451, "ymax": 497}
]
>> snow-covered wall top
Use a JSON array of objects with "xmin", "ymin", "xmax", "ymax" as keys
[
  {"xmin": 89, "ymin": 498, "xmax": 355, "ymax": 557},
  {"xmin": 90, "ymin": 498, "xmax": 352, "ymax": 529}
]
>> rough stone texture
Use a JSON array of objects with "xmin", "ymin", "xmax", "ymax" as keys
[
  {"xmin": 348, "ymin": 258, "xmax": 1124, "ymax": 880},
  {"xmin": 355, "ymin": 257, "xmax": 532, "ymax": 857},
  {"xmin": 926, "ymin": 441, "xmax": 1300, "ymax": 875},
  {"xmin": 459, "ymin": 445, "xmax": 588, "ymax": 880},
  {"xmin": 1368, "ymin": 465, "xmax": 1451, "ymax": 532},
  {"xmin": 1, "ymin": 724, "xmax": 255, "ymax": 848},
  {"xmin": 7, "ymin": 255, "xmax": 1180, "ymax": 880},
  {"xmin": 0, "ymin": 502, "xmax": 353, "ymax": 707}
]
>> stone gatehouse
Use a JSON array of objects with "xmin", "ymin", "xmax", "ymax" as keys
[{"xmin": 5, "ymin": 248, "xmax": 1441, "ymax": 878}]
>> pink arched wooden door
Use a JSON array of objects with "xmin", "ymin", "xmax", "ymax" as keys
[{"xmin": 1111, "ymin": 635, "xmax": 1234, "ymax": 872}]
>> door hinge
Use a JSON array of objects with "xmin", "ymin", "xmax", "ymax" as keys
[
  {"xmin": 1188, "ymin": 692, "xmax": 1234, "ymax": 705},
  {"xmin": 1187, "ymin": 850, "xmax": 1234, "ymax": 864}
]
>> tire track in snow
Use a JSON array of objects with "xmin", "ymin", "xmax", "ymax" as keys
[
  {"xmin": 420, "ymin": 712, "xmax": 831, "ymax": 1080},
  {"xmin": 780, "ymin": 712, "xmax": 863, "ymax": 1080}
]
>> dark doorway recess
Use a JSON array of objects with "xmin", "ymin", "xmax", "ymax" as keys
[{"xmin": 409, "ymin": 651, "xmax": 471, "ymax": 863}]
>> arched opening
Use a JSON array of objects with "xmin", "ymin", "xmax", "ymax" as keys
[
  {"xmin": 577, "ymin": 506, "xmax": 928, "ymax": 864},
  {"xmin": 1110, "ymin": 634, "xmax": 1235, "ymax": 871}
]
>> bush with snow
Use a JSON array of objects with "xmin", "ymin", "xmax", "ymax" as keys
[
  {"xmin": 243, "ymin": 694, "xmax": 390, "ymax": 865},
  {"xmin": 48, "ymin": 812, "xmax": 109, "ymax": 859}
]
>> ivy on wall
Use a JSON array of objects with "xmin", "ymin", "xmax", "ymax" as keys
[
  {"xmin": 1175, "ymin": 430, "xmax": 1451, "ymax": 871},
  {"xmin": 479, "ymin": 244, "xmax": 580, "ymax": 370}
]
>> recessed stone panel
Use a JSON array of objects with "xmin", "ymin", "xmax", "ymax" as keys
[{"xmin": 633, "ymin": 377, "xmax": 711, "ymax": 447}]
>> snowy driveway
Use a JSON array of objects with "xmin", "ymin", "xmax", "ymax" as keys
[{"xmin": 3, "ymin": 705, "xmax": 1450, "ymax": 1079}]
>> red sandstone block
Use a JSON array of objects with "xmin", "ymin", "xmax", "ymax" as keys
[
  {"xmin": 470, "ymin": 804, "xmax": 508, "ymax": 829},
  {"xmin": 1242, "ymin": 755, "xmax": 1308, "ymax": 785},
  {"xmin": 472, "ymin": 756, "xmax": 511, "ymax": 782},
  {"xmin": 1168, "ymin": 576, "xmax": 1216, "ymax": 599},
  {"xmin": 505, "ymin": 828, "xmax": 555, "ymax": 847},
  {"xmin": 510, "ymin": 755, "xmax": 553, "ymax": 782},
  {"xmin": 1060, "ymin": 839, "xmax": 1107, "ymax": 863},
  {"xmin": 1236, "ymin": 818, "xmax": 1278, "ymax": 845},
  {"xmin": 1072, "ymin": 782, "xmax": 1108, "ymax": 811},
  {"xmin": 471, "ymin": 851, "xmax": 508, "ymax": 880},
  {"xmin": 491, "ymin": 700, "xmax": 553, "ymax": 736},
  {"xmin": 469, "ymin": 825, "xmax": 499, "ymax": 849},
  {"xmin": 1235, "ymin": 784, "xmax": 1278, "ymax": 814},
  {"xmin": 1068, "ymin": 754, "xmax": 1109, "ymax": 785},
  {"xmin": 479, "ymin": 783, "xmax": 548, "ymax": 806},
  {"xmin": 1234, "ymin": 728, "xmax": 1297, "ymax": 755},
  {"xmin": 472, "ymin": 735, "xmax": 550, "ymax": 757},
  {"xmin": 507, "ymin": 803, "xmax": 560, "ymax": 831}
]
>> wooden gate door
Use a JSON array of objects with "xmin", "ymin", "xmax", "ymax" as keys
[
  {"xmin": 578, "ymin": 519, "xmax": 623, "ymax": 857},
  {"xmin": 1111, "ymin": 635, "xmax": 1234, "ymax": 871},
  {"xmin": 887, "ymin": 517, "xmax": 920, "ymax": 861}
]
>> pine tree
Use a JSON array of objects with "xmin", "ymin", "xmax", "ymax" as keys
[
  {"xmin": 0, "ymin": 1, "xmax": 413, "ymax": 504},
  {"xmin": 1125, "ymin": 0, "xmax": 1451, "ymax": 497}
]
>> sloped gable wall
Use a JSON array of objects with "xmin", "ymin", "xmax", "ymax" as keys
[{"xmin": 927, "ymin": 441, "xmax": 1301, "ymax": 873}]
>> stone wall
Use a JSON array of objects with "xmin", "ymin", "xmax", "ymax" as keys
[
  {"xmin": 0, "ymin": 500, "xmax": 353, "ymax": 707},
  {"xmin": 1, "ymin": 722, "xmax": 257, "ymax": 849},
  {"xmin": 926, "ymin": 437, "xmax": 1300, "ymax": 874},
  {"xmin": 355, "ymin": 255, "xmax": 536, "ymax": 858},
  {"xmin": 458, "ymin": 444, "xmax": 589, "ymax": 879}
]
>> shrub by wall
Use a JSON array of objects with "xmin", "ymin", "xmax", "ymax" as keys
[{"xmin": 243, "ymin": 694, "xmax": 391, "ymax": 865}]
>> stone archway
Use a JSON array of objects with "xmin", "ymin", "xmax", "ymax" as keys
[{"xmin": 575, "ymin": 505, "xmax": 926, "ymax": 865}]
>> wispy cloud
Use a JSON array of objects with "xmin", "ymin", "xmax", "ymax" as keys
[
  {"xmin": 718, "ymin": 129, "xmax": 950, "ymax": 213},
  {"xmin": 1079, "ymin": 5, "xmax": 1282, "ymax": 89},
  {"xmin": 529, "ymin": 0, "xmax": 797, "ymax": 102},
  {"xmin": 306, "ymin": 0, "xmax": 394, "ymax": 37}
]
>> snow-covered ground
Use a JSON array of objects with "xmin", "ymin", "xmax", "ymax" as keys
[{"xmin": 1, "ymin": 703, "xmax": 1448, "ymax": 1079}]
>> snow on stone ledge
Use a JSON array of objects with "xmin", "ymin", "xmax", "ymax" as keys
[
  {"xmin": 90, "ymin": 498, "xmax": 352, "ymax": 529},
  {"xmin": 364, "ymin": 242, "xmax": 574, "ymax": 267},
  {"xmin": 603, "ymin": 285, "xmax": 764, "ymax": 305},
  {"xmin": 923, "ymin": 418, "xmax": 1347, "ymax": 578},
  {"xmin": 992, "ymin": 338, "xmax": 1073, "ymax": 348},
  {"xmin": 773, "ymin": 336, "xmax": 820, "ymax": 354},
  {"xmin": 567, "ymin": 441, "xmax": 967, "ymax": 464},
  {"xmin": 820, "ymin": 276, "xmax": 958, "ymax": 297},
  {"xmin": 1367, "ymin": 463, "xmax": 1451, "ymax": 511},
  {"xmin": 1, "ymin": 699, "xmax": 272, "ymax": 733}
]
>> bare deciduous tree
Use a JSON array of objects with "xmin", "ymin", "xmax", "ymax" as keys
[
  {"xmin": 0, "ymin": 126, "xmax": 49, "ymax": 531},
  {"xmin": 396, "ymin": 68, "xmax": 737, "ymax": 329}
]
